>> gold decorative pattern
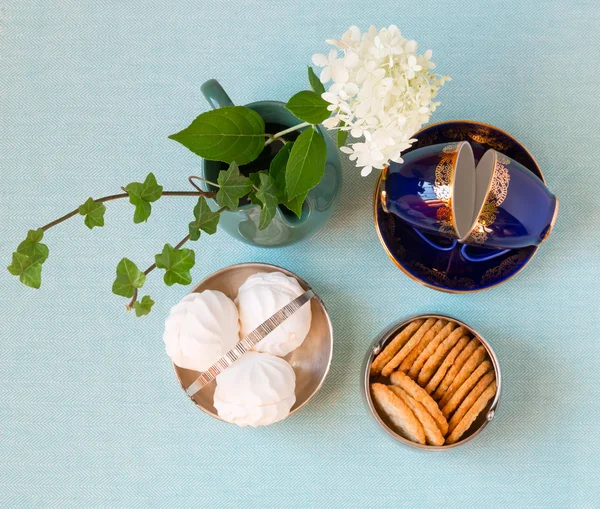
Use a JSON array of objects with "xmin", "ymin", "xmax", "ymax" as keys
[
  {"xmin": 480, "ymin": 251, "xmax": 531, "ymax": 285},
  {"xmin": 407, "ymin": 262, "xmax": 477, "ymax": 290},
  {"xmin": 465, "ymin": 153, "xmax": 511, "ymax": 244},
  {"xmin": 441, "ymin": 124, "xmax": 514, "ymax": 153},
  {"xmin": 434, "ymin": 143, "xmax": 460, "ymax": 236}
]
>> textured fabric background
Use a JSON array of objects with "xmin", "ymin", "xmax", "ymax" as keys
[{"xmin": 1, "ymin": 1, "xmax": 598, "ymax": 507}]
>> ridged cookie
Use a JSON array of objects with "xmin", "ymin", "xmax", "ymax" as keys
[
  {"xmin": 389, "ymin": 370, "xmax": 448, "ymax": 436},
  {"xmin": 371, "ymin": 383, "xmax": 425, "ymax": 444},
  {"xmin": 371, "ymin": 320, "xmax": 424, "ymax": 375},
  {"xmin": 389, "ymin": 386, "xmax": 445, "ymax": 446}
]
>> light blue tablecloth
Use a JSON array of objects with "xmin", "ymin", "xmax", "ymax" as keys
[{"xmin": 1, "ymin": 1, "xmax": 598, "ymax": 507}]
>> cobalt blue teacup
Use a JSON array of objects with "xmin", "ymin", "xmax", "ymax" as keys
[
  {"xmin": 382, "ymin": 142, "xmax": 558, "ymax": 255},
  {"xmin": 462, "ymin": 149, "xmax": 558, "ymax": 249},
  {"xmin": 381, "ymin": 141, "xmax": 479, "ymax": 242}
]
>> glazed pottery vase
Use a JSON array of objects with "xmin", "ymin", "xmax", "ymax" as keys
[{"xmin": 200, "ymin": 79, "xmax": 342, "ymax": 247}]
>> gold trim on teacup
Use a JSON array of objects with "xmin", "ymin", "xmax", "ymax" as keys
[
  {"xmin": 463, "ymin": 150, "xmax": 511, "ymax": 245},
  {"xmin": 540, "ymin": 197, "xmax": 559, "ymax": 244},
  {"xmin": 434, "ymin": 142, "xmax": 463, "ymax": 237},
  {"xmin": 380, "ymin": 165, "xmax": 389, "ymax": 213}
]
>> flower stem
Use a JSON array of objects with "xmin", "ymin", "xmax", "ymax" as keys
[{"xmin": 264, "ymin": 122, "xmax": 311, "ymax": 146}]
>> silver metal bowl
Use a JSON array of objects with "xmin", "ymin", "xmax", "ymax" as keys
[
  {"xmin": 172, "ymin": 262, "xmax": 334, "ymax": 423},
  {"xmin": 361, "ymin": 314, "xmax": 501, "ymax": 449}
]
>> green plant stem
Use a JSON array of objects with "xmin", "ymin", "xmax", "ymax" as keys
[
  {"xmin": 264, "ymin": 122, "xmax": 311, "ymax": 146},
  {"xmin": 41, "ymin": 190, "xmax": 211, "ymax": 232},
  {"xmin": 126, "ymin": 232, "xmax": 192, "ymax": 310},
  {"xmin": 188, "ymin": 175, "xmax": 219, "ymax": 190},
  {"xmin": 125, "ymin": 205, "xmax": 227, "ymax": 310}
]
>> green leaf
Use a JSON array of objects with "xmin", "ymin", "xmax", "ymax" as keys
[
  {"xmin": 16, "ymin": 228, "xmax": 48, "ymax": 265},
  {"xmin": 282, "ymin": 191, "xmax": 307, "ymax": 219},
  {"xmin": 285, "ymin": 128, "xmax": 327, "ymax": 200},
  {"xmin": 124, "ymin": 173, "xmax": 163, "ymax": 223},
  {"xmin": 168, "ymin": 106, "xmax": 265, "ymax": 165},
  {"xmin": 337, "ymin": 121, "xmax": 349, "ymax": 148},
  {"xmin": 254, "ymin": 172, "xmax": 280, "ymax": 230},
  {"xmin": 134, "ymin": 295, "xmax": 155, "ymax": 317},
  {"xmin": 155, "ymin": 244, "xmax": 195, "ymax": 286},
  {"xmin": 112, "ymin": 258, "xmax": 146, "ymax": 298},
  {"xmin": 248, "ymin": 170, "xmax": 267, "ymax": 188},
  {"xmin": 188, "ymin": 196, "xmax": 221, "ymax": 241},
  {"xmin": 285, "ymin": 91, "xmax": 331, "ymax": 125},
  {"xmin": 308, "ymin": 66, "xmax": 326, "ymax": 96},
  {"xmin": 78, "ymin": 197, "xmax": 106, "ymax": 229},
  {"xmin": 215, "ymin": 162, "xmax": 253, "ymax": 210},
  {"xmin": 269, "ymin": 142, "xmax": 293, "ymax": 194},
  {"xmin": 7, "ymin": 252, "xmax": 42, "ymax": 289}
]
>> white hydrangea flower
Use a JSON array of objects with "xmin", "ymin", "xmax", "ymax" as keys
[{"xmin": 313, "ymin": 25, "xmax": 451, "ymax": 176}]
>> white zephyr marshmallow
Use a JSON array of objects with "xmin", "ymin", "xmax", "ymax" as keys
[
  {"xmin": 236, "ymin": 272, "xmax": 312, "ymax": 357},
  {"xmin": 163, "ymin": 290, "xmax": 240, "ymax": 371},
  {"xmin": 213, "ymin": 351, "xmax": 296, "ymax": 426}
]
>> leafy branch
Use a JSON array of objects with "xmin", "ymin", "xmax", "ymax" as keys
[{"xmin": 8, "ymin": 66, "xmax": 337, "ymax": 316}]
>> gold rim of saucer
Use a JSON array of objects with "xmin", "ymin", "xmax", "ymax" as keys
[
  {"xmin": 361, "ymin": 314, "xmax": 502, "ymax": 450},
  {"xmin": 373, "ymin": 120, "xmax": 545, "ymax": 294},
  {"xmin": 171, "ymin": 262, "xmax": 334, "ymax": 424}
]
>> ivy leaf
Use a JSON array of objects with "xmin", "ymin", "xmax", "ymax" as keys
[
  {"xmin": 215, "ymin": 162, "xmax": 253, "ymax": 210},
  {"xmin": 254, "ymin": 173, "xmax": 280, "ymax": 230},
  {"xmin": 285, "ymin": 91, "xmax": 331, "ymax": 125},
  {"xmin": 285, "ymin": 128, "xmax": 327, "ymax": 201},
  {"xmin": 168, "ymin": 106, "xmax": 265, "ymax": 165},
  {"xmin": 269, "ymin": 142, "xmax": 293, "ymax": 195},
  {"xmin": 16, "ymin": 228, "xmax": 48, "ymax": 265},
  {"xmin": 189, "ymin": 196, "xmax": 221, "ymax": 241},
  {"xmin": 282, "ymin": 191, "xmax": 307, "ymax": 219},
  {"xmin": 308, "ymin": 66, "xmax": 325, "ymax": 96},
  {"xmin": 155, "ymin": 244, "xmax": 195, "ymax": 286},
  {"xmin": 7, "ymin": 252, "xmax": 42, "ymax": 289},
  {"xmin": 78, "ymin": 197, "xmax": 106, "ymax": 229},
  {"xmin": 112, "ymin": 258, "xmax": 146, "ymax": 298},
  {"xmin": 124, "ymin": 173, "xmax": 163, "ymax": 223},
  {"xmin": 134, "ymin": 295, "xmax": 155, "ymax": 317},
  {"xmin": 337, "ymin": 120, "xmax": 349, "ymax": 148}
]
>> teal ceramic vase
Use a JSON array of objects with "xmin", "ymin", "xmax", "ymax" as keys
[{"xmin": 200, "ymin": 79, "xmax": 342, "ymax": 247}]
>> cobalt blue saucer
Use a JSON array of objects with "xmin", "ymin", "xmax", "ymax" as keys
[{"xmin": 374, "ymin": 120, "xmax": 544, "ymax": 293}]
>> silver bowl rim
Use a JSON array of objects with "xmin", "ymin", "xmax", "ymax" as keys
[
  {"xmin": 361, "ymin": 313, "xmax": 502, "ymax": 450},
  {"xmin": 172, "ymin": 261, "xmax": 334, "ymax": 422}
]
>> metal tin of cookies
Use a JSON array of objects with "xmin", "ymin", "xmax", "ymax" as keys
[{"xmin": 361, "ymin": 314, "xmax": 501, "ymax": 450}]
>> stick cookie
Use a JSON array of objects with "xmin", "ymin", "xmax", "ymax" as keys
[
  {"xmin": 408, "ymin": 322, "xmax": 458, "ymax": 380},
  {"xmin": 417, "ymin": 330, "xmax": 469, "ymax": 386},
  {"xmin": 445, "ymin": 382, "xmax": 497, "ymax": 445},
  {"xmin": 439, "ymin": 345, "xmax": 487, "ymax": 408},
  {"xmin": 425, "ymin": 336, "xmax": 470, "ymax": 395},
  {"xmin": 389, "ymin": 386, "xmax": 445, "ymax": 446},
  {"xmin": 441, "ymin": 361, "xmax": 493, "ymax": 418},
  {"xmin": 370, "ymin": 319, "xmax": 425, "ymax": 375},
  {"xmin": 371, "ymin": 383, "xmax": 425, "ymax": 444},
  {"xmin": 433, "ymin": 338, "xmax": 479, "ymax": 401},
  {"xmin": 398, "ymin": 319, "xmax": 446, "ymax": 373},
  {"xmin": 447, "ymin": 374, "xmax": 496, "ymax": 435},
  {"xmin": 389, "ymin": 371, "xmax": 448, "ymax": 436},
  {"xmin": 381, "ymin": 318, "xmax": 437, "ymax": 377}
]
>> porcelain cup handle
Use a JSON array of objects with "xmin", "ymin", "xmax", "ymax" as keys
[
  {"xmin": 411, "ymin": 227, "xmax": 457, "ymax": 252},
  {"xmin": 460, "ymin": 244, "xmax": 511, "ymax": 262},
  {"xmin": 201, "ymin": 79, "xmax": 235, "ymax": 109}
]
